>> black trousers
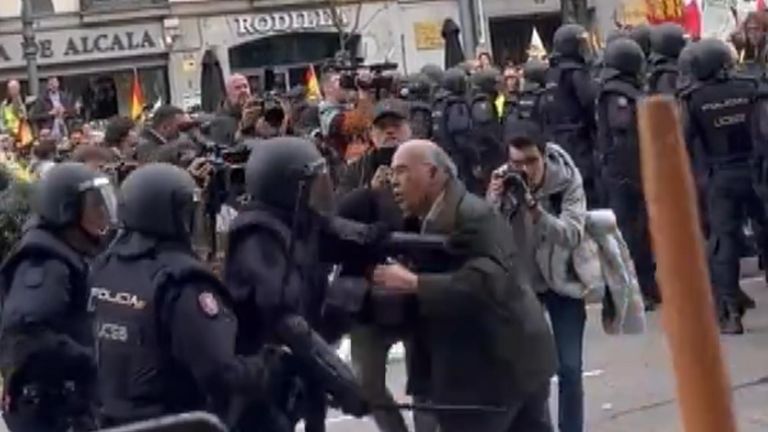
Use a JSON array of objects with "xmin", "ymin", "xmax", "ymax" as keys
[
  {"xmin": 436, "ymin": 384, "xmax": 553, "ymax": 432},
  {"xmin": 706, "ymin": 168, "xmax": 768, "ymax": 310}
]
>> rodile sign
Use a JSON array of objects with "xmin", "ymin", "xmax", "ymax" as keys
[{"xmin": 233, "ymin": 8, "xmax": 349, "ymax": 36}]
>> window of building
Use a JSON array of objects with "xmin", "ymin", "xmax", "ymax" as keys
[
  {"xmin": 80, "ymin": 0, "xmax": 167, "ymax": 11},
  {"xmin": 29, "ymin": 0, "xmax": 55, "ymax": 15}
]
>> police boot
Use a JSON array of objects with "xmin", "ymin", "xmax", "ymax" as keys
[
  {"xmin": 719, "ymin": 305, "xmax": 745, "ymax": 335},
  {"xmin": 736, "ymin": 289, "xmax": 756, "ymax": 310}
]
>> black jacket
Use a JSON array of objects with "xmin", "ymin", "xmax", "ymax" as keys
[
  {"xmin": 208, "ymin": 103, "xmax": 241, "ymax": 147},
  {"xmin": 134, "ymin": 128, "xmax": 167, "ymax": 164},
  {"xmin": 413, "ymin": 179, "xmax": 556, "ymax": 405}
]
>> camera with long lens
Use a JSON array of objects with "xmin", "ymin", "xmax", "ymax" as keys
[{"xmin": 336, "ymin": 62, "xmax": 399, "ymax": 98}]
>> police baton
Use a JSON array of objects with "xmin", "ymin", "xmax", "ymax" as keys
[{"xmin": 372, "ymin": 402, "xmax": 510, "ymax": 414}]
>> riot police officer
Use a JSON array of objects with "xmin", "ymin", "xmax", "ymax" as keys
[
  {"xmin": 596, "ymin": 38, "xmax": 659, "ymax": 310},
  {"xmin": 89, "ymin": 163, "xmax": 281, "ymax": 429},
  {"xmin": 541, "ymin": 23, "xmax": 599, "ymax": 207},
  {"xmin": 432, "ymin": 67, "xmax": 477, "ymax": 189},
  {"xmin": 0, "ymin": 162, "xmax": 117, "ymax": 431},
  {"xmin": 648, "ymin": 23, "xmax": 687, "ymax": 95},
  {"xmin": 507, "ymin": 58, "xmax": 548, "ymax": 126},
  {"xmin": 224, "ymin": 137, "xmax": 371, "ymax": 432},
  {"xmin": 682, "ymin": 38, "xmax": 768, "ymax": 334},
  {"xmin": 469, "ymin": 68, "xmax": 505, "ymax": 192}
]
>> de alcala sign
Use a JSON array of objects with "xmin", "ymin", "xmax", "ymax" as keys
[{"xmin": 0, "ymin": 23, "xmax": 166, "ymax": 69}]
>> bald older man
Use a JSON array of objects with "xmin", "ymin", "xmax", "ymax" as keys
[
  {"xmin": 208, "ymin": 74, "xmax": 252, "ymax": 146},
  {"xmin": 372, "ymin": 140, "xmax": 556, "ymax": 432}
]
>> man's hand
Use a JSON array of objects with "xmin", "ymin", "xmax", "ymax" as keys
[
  {"xmin": 370, "ymin": 166, "xmax": 391, "ymax": 190},
  {"xmin": 372, "ymin": 263, "xmax": 418, "ymax": 292},
  {"xmin": 487, "ymin": 168, "xmax": 505, "ymax": 201},
  {"xmin": 187, "ymin": 157, "xmax": 212, "ymax": 188}
]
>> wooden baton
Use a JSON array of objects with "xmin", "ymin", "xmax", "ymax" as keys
[{"xmin": 637, "ymin": 96, "xmax": 737, "ymax": 432}]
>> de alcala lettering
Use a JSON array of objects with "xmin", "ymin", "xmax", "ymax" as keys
[{"xmin": 0, "ymin": 30, "xmax": 158, "ymax": 64}]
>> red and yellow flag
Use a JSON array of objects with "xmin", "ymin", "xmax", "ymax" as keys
[
  {"xmin": 16, "ymin": 121, "xmax": 33, "ymax": 148},
  {"xmin": 130, "ymin": 69, "xmax": 145, "ymax": 120},
  {"xmin": 306, "ymin": 64, "xmax": 322, "ymax": 101}
]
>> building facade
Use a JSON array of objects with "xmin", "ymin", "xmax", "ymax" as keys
[{"xmin": 0, "ymin": 0, "xmax": 619, "ymax": 115}]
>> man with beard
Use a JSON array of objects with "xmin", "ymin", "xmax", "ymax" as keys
[
  {"xmin": 209, "ymin": 74, "xmax": 252, "ymax": 146},
  {"xmin": 134, "ymin": 105, "xmax": 185, "ymax": 164}
]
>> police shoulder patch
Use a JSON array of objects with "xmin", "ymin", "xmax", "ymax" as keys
[{"xmin": 198, "ymin": 292, "xmax": 219, "ymax": 317}]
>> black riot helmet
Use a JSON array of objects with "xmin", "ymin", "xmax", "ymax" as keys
[
  {"xmin": 470, "ymin": 68, "xmax": 500, "ymax": 96},
  {"xmin": 676, "ymin": 41, "xmax": 699, "ymax": 91},
  {"xmin": 245, "ymin": 137, "xmax": 333, "ymax": 216},
  {"xmin": 400, "ymin": 73, "xmax": 432, "ymax": 102},
  {"xmin": 629, "ymin": 24, "xmax": 652, "ymax": 58},
  {"xmin": 553, "ymin": 24, "xmax": 590, "ymax": 61},
  {"xmin": 523, "ymin": 59, "xmax": 548, "ymax": 86},
  {"xmin": 650, "ymin": 23, "xmax": 687, "ymax": 61},
  {"xmin": 601, "ymin": 38, "xmax": 646, "ymax": 82},
  {"xmin": 32, "ymin": 162, "xmax": 118, "ymax": 230},
  {"xmin": 690, "ymin": 38, "xmax": 735, "ymax": 82},
  {"xmin": 119, "ymin": 163, "xmax": 199, "ymax": 241},
  {"xmin": 420, "ymin": 64, "xmax": 444, "ymax": 87},
  {"xmin": 442, "ymin": 67, "xmax": 468, "ymax": 96}
]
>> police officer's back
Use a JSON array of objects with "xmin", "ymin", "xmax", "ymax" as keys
[
  {"xmin": 89, "ymin": 164, "xmax": 276, "ymax": 428},
  {"xmin": 0, "ymin": 162, "xmax": 117, "ymax": 432},
  {"xmin": 648, "ymin": 23, "xmax": 687, "ymax": 95},
  {"xmin": 683, "ymin": 38, "xmax": 768, "ymax": 334},
  {"xmin": 541, "ymin": 23, "xmax": 599, "ymax": 207},
  {"xmin": 596, "ymin": 38, "xmax": 659, "ymax": 309}
]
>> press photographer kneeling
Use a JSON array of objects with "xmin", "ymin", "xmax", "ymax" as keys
[{"xmin": 487, "ymin": 119, "xmax": 588, "ymax": 432}]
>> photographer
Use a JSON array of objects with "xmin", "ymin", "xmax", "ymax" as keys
[
  {"xmin": 487, "ymin": 119, "xmax": 587, "ymax": 432},
  {"xmin": 209, "ymin": 74, "xmax": 251, "ymax": 147},
  {"xmin": 337, "ymin": 98, "xmax": 410, "ymax": 196}
]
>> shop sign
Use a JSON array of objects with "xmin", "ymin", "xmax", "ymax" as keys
[
  {"xmin": 413, "ymin": 21, "xmax": 444, "ymax": 51},
  {"xmin": 233, "ymin": 8, "xmax": 348, "ymax": 37},
  {"xmin": 0, "ymin": 23, "xmax": 166, "ymax": 69}
]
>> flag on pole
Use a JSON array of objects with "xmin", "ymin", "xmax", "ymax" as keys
[
  {"xmin": 306, "ymin": 64, "xmax": 322, "ymax": 101},
  {"xmin": 130, "ymin": 69, "xmax": 145, "ymax": 120}
]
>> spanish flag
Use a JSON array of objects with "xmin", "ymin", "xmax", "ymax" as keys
[
  {"xmin": 306, "ymin": 64, "xmax": 322, "ymax": 101},
  {"xmin": 16, "ymin": 121, "xmax": 33, "ymax": 148},
  {"xmin": 130, "ymin": 69, "xmax": 145, "ymax": 120}
]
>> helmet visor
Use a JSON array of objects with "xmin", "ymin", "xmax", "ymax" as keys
[
  {"xmin": 304, "ymin": 159, "xmax": 335, "ymax": 216},
  {"xmin": 79, "ymin": 176, "xmax": 118, "ymax": 228}
]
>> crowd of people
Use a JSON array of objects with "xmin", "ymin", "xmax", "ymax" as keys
[{"xmin": 0, "ymin": 15, "xmax": 766, "ymax": 432}]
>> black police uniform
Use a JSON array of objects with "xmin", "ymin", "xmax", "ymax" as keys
[
  {"xmin": 224, "ymin": 138, "xmax": 371, "ymax": 432},
  {"xmin": 89, "ymin": 164, "xmax": 275, "ymax": 429},
  {"xmin": 541, "ymin": 24, "xmax": 599, "ymax": 208},
  {"xmin": 648, "ymin": 23, "xmax": 687, "ymax": 95},
  {"xmin": 682, "ymin": 40, "xmax": 768, "ymax": 333},
  {"xmin": 596, "ymin": 38, "xmax": 658, "ymax": 307},
  {"xmin": 507, "ymin": 59, "xmax": 548, "ymax": 127},
  {"xmin": 469, "ymin": 69, "xmax": 505, "ymax": 193},
  {"xmin": 0, "ymin": 163, "xmax": 113, "ymax": 432},
  {"xmin": 432, "ymin": 68, "xmax": 477, "ymax": 190}
]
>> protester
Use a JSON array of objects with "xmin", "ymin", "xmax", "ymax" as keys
[
  {"xmin": 134, "ymin": 105, "xmax": 185, "ymax": 163},
  {"xmin": 30, "ymin": 77, "xmax": 76, "ymax": 139},
  {"xmin": 209, "ymin": 73, "xmax": 251, "ymax": 146},
  {"xmin": 374, "ymin": 139, "xmax": 556, "ymax": 432}
]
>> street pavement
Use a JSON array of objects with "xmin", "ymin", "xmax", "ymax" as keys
[{"xmin": 319, "ymin": 264, "xmax": 768, "ymax": 432}]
